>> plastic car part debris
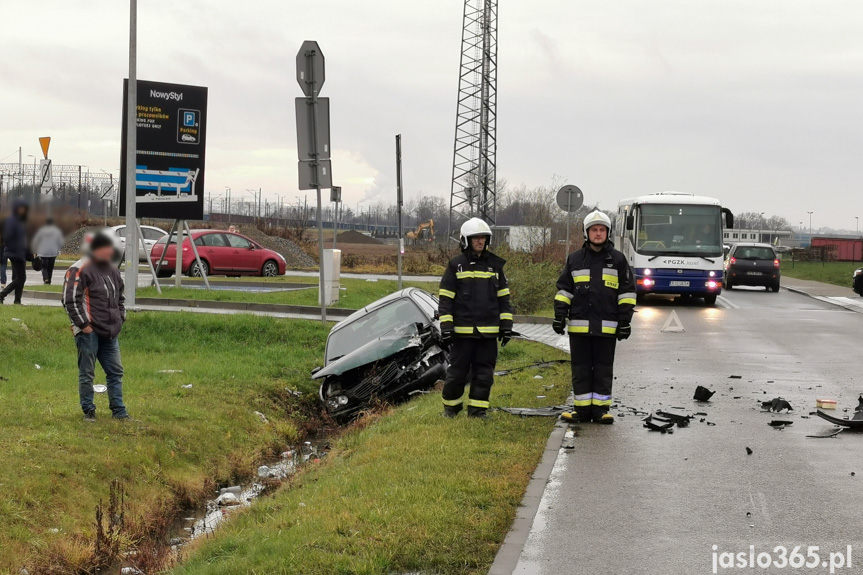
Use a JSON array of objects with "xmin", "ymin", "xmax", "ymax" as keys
[
  {"xmin": 816, "ymin": 398, "xmax": 837, "ymax": 409},
  {"xmin": 746, "ymin": 447, "xmax": 753, "ymax": 455},
  {"xmin": 93, "ymin": 384, "xmax": 107, "ymax": 393},
  {"xmin": 768, "ymin": 420, "xmax": 794, "ymax": 428},
  {"xmin": 643, "ymin": 414, "xmax": 675, "ymax": 433},
  {"xmin": 693, "ymin": 386, "xmax": 715, "ymax": 401},
  {"xmin": 806, "ymin": 427, "xmax": 843, "ymax": 439},
  {"xmin": 815, "ymin": 410, "xmax": 863, "ymax": 429},
  {"xmin": 655, "ymin": 410, "xmax": 692, "ymax": 427},
  {"xmin": 729, "ymin": 375, "xmax": 742, "ymax": 379},
  {"xmin": 762, "ymin": 397, "xmax": 793, "ymax": 412},
  {"xmin": 497, "ymin": 405, "xmax": 572, "ymax": 417},
  {"xmin": 563, "ymin": 430, "xmax": 576, "ymax": 450}
]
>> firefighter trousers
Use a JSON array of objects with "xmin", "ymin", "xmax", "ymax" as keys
[
  {"xmin": 570, "ymin": 335, "xmax": 617, "ymax": 419},
  {"xmin": 442, "ymin": 337, "xmax": 498, "ymax": 415}
]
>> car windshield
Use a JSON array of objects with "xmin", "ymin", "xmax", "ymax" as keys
[
  {"xmin": 636, "ymin": 204, "xmax": 723, "ymax": 257},
  {"xmin": 734, "ymin": 247, "xmax": 775, "ymax": 260},
  {"xmin": 326, "ymin": 298, "xmax": 429, "ymax": 363}
]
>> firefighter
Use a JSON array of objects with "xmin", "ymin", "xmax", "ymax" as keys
[
  {"xmin": 552, "ymin": 211, "xmax": 636, "ymax": 424},
  {"xmin": 438, "ymin": 218, "xmax": 514, "ymax": 419}
]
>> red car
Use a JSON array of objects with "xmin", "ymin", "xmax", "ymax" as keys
[{"xmin": 150, "ymin": 230, "xmax": 287, "ymax": 278}]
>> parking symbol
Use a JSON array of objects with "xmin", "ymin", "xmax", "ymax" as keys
[{"xmin": 183, "ymin": 111, "xmax": 197, "ymax": 127}]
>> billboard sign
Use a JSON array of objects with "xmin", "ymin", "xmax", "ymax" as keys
[{"xmin": 120, "ymin": 79, "xmax": 208, "ymax": 220}]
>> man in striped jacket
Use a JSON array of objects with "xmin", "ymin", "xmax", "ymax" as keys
[
  {"xmin": 552, "ymin": 211, "xmax": 636, "ymax": 424},
  {"xmin": 438, "ymin": 218, "xmax": 513, "ymax": 420}
]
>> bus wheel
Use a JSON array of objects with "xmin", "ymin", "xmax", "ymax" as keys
[{"xmin": 704, "ymin": 294, "xmax": 718, "ymax": 306}]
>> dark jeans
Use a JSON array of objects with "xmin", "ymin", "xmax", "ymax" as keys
[
  {"xmin": 442, "ymin": 337, "xmax": 499, "ymax": 415},
  {"xmin": 0, "ymin": 247, "xmax": 6, "ymax": 285},
  {"xmin": 0, "ymin": 258, "xmax": 26, "ymax": 303},
  {"xmin": 76, "ymin": 332, "xmax": 127, "ymax": 417},
  {"xmin": 41, "ymin": 256, "xmax": 57, "ymax": 283},
  {"xmin": 570, "ymin": 335, "xmax": 617, "ymax": 419}
]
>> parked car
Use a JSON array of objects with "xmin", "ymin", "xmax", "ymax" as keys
[
  {"xmin": 313, "ymin": 288, "xmax": 449, "ymax": 421},
  {"xmin": 723, "ymin": 243, "xmax": 781, "ymax": 292},
  {"xmin": 853, "ymin": 268, "xmax": 863, "ymax": 296},
  {"xmin": 149, "ymin": 230, "xmax": 286, "ymax": 277},
  {"xmin": 84, "ymin": 225, "xmax": 167, "ymax": 261}
]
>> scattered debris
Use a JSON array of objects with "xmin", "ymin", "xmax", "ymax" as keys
[
  {"xmin": 729, "ymin": 375, "xmax": 742, "ymax": 379},
  {"xmin": 768, "ymin": 420, "xmax": 793, "ymax": 428},
  {"xmin": 158, "ymin": 369, "xmax": 184, "ymax": 374},
  {"xmin": 816, "ymin": 398, "xmax": 837, "ymax": 409},
  {"xmin": 762, "ymin": 397, "xmax": 793, "ymax": 412},
  {"xmin": 497, "ymin": 405, "xmax": 571, "ymax": 417},
  {"xmin": 655, "ymin": 410, "xmax": 691, "ymax": 427},
  {"xmin": 534, "ymin": 375, "xmax": 544, "ymax": 380},
  {"xmin": 746, "ymin": 447, "xmax": 753, "ymax": 455},
  {"xmin": 807, "ymin": 427, "xmax": 843, "ymax": 439},
  {"xmin": 34, "ymin": 364, "xmax": 41, "ymax": 370},
  {"xmin": 181, "ymin": 384, "xmax": 193, "ymax": 389},
  {"xmin": 217, "ymin": 492, "xmax": 241, "ymax": 506},
  {"xmin": 536, "ymin": 395, "xmax": 546, "ymax": 399},
  {"xmin": 563, "ymin": 430, "xmax": 576, "ymax": 450},
  {"xmin": 643, "ymin": 414, "xmax": 675, "ymax": 433},
  {"xmin": 120, "ymin": 568, "xmax": 144, "ymax": 575},
  {"xmin": 816, "ymin": 396, "xmax": 863, "ymax": 428},
  {"xmin": 254, "ymin": 411, "xmax": 269, "ymax": 424},
  {"xmin": 285, "ymin": 388, "xmax": 302, "ymax": 397},
  {"xmin": 93, "ymin": 384, "xmax": 107, "ymax": 394},
  {"xmin": 693, "ymin": 386, "xmax": 715, "ymax": 401}
]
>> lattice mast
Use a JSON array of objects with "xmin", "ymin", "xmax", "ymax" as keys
[{"xmin": 448, "ymin": 0, "xmax": 498, "ymax": 237}]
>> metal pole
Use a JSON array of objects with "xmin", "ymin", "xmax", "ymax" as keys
[
  {"xmin": 124, "ymin": 0, "xmax": 138, "ymax": 306},
  {"xmin": 396, "ymin": 134, "xmax": 404, "ymax": 290},
  {"xmin": 175, "ymin": 220, "xmax": 183, "ymax": 287},
  {"xmin": 307, "ymin": 49, "xmax": 326, "ymax": 323},
  {"xmin": 333, "ymin": 199, "xmax": 338, "ymax": 249}
]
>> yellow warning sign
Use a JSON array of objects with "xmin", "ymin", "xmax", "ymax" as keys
[{"xmin": 39, "ymin": 137, "xmax": 51, "ymax": 159}]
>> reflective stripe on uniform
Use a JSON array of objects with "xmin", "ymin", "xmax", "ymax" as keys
[
  {"xmin": 456, "ymin": 271, "xmax": 497, "ymax": 279},
  {"xmin": 571, "ymin": 269, "xmax": 590, "ymax": 283},
  {"xmin": 442, "ymin": 397, "xmax": 464, "ymax": 407},
  {"xmin": 467, "ymin": 398, "xmax": 490, "ymax": 409},
  {"xmin": 618, "ymin": 292, "xmax": 637, "ymax": 306},
  {"xmin": 497, "ymin": 288, "xmax": 511, "ymax": 297},
  {"xmin": 592, "ymin": 393, "xmax": 612, "ymax": 406},
  {"xmin": 555, "ymin": 290, "xmax": 573, "ymax": 305},
  {"xmin": 602, "ymin": 269, "xmax": 619, "ymax": 289},
  {"xmin": 439, "ymin": 289, "xmax": 456, "ymax": 299},
  {"xmin": 601, "ymin": 320, "xmax": 618, "ymax": 335},
  {"xmin": 567, "ymin": 319, "xmax": 589, "ymax": 334},
  {"xmin": 477, "ymin": 326, "xmax": 500, "ymax": 334},
  {"xmin": 439, "ymin": 314, "xmax": 454, "ymax": 323},
  {"xmin": 454, "ymin": 326, "xmax": 474, "ymax": 334},
  {"xmin": 601, "ymin": 268, "xmax": 619, "ymax": 277},
  {"xmin": 500, "ymin": 313, "xmax": 513, "ymax": 321},
  {"xmin": 573, "ymin": 393, "xmax": 592, "ymax": 407}
]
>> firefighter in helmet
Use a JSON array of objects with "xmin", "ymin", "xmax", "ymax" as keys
[
  {"xmin": 438, "ymin": 218, "xmax": 514, "ymax": 419},
  {"xmin": 552, "ymin": 210, "xmax": 636, "ymax": 424}
]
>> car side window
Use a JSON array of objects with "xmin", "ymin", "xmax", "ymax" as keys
[
  {"xmin": 203, "ymin": 233, "xmax": 229, "ymax": 247},
  {"xmin": 413, "ymin": 291, "xmax": 438, "ymax": 317},
  {"xmin": 226, "ymin": 234, "xmax": 252, "ymax": 249},
  {"xmin": 115, "ymin": 227, "xmax": 127, "ymax": 239},
  {"xmin": 143, "ymin": 228, "xmax": 164, "ymax": 241}
]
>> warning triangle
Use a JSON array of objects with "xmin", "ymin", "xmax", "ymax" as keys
[
  {"xmin": 661, "ymin": 310, "xmax": 685, "ymax": 333},
  {"xmin": 39, "ymin": 137, "xmax": 51, "ymax": 159}
]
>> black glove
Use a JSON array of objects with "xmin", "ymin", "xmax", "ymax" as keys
[
  {"xmin": 617, "ymin": 323, "xmax": 632, "ymax": 341},
  {"xmin": 499, "ymin": 328, "xmax": 514, "ymax": 347},
  {"xmin": 440, "ymin": 327, "xmax": 454, "ymax": 348},
  {"xmin": 552, "ymin": 316, "xmax": 566, "ymax": 335}
]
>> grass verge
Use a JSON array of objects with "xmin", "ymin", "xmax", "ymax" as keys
[
  {"xmin": 781, "ymin": 261, "xmax": 860, "ymax": 288},
  {"xmin": 0, "ymin": 306, "xmax": 329, "ymax": 573},
  {"xmin": 173, "ymin": 341, "xmax": 570, "ymax": 575}
]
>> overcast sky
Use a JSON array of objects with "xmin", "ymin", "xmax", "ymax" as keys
[{"xmin": 2, "ymin": 0, "xmax": 863, "ymax": 229}]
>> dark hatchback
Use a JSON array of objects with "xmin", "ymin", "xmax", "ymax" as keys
[
  {"xmin": 723, "ymin": 243, "xmax": 781, "ymax": 292},
  {"xmin": 313, "ymin": 288, "xmax": 449, "ymax": 421}
]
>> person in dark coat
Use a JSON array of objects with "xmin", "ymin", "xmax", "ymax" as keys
[{"xmin": 0, "ymin": 200, "xmax": 30, "ymax": 304}]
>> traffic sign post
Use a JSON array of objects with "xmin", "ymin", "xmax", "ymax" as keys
[
  {"xmin": 331, "ymin": 186, "xmax": 342, "ymax": 249},
  {"xmin": 39, "ymin": 159, "xmax": 53, "ymax": 195},
  {"xmin": 557, "ymin": 185, "xmax": 584, "ymax": 254},
  {"xmin": 296, "ymin": 40, "xmax": 330, "ymax": 324}
]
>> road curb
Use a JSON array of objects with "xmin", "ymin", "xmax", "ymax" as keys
[
  {"xmin": 487, "ymin": 420, "xmax": 567, "ymax": 575},
  {"xmin": 784, "ymin": 286, "xmax": 863, "ymax": 314}
]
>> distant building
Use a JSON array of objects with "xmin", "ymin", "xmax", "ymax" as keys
[
  {"xmin": 491, "ymin": 226, "xmax": 551, "ymax": 252},
  {"xmin": 723, "ymin": 229, "xmax": 792, "ymax": 245}
]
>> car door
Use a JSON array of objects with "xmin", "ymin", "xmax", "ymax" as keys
[
  {"xmin": 225, "ymin": 233, "xmax": 260, "ymax": 273},
  {"xmin": 141, "ymin": 227, "xmax": 166, "ymax": 258},
  {"xmin": 197, "ymin": 232, "xmax": 232, "ymax": 273}
]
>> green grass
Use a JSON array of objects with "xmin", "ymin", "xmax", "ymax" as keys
[
  {"xmin": 781, "ymin": 261, "xmax": 860, "ymax": 288},
  {"xmin": 27, "ymin": 278, "xmax": 440, "ymax": 311},
  {"xmin": 0, "ymin": 306, "xmax": 330, "ymax": 572},
  {"xmin": 173, "ymin": 342, "xmax": 570, "ymax": 575}
]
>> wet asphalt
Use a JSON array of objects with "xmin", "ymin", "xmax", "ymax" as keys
[{"xmin": 512, "ymin": 287, "xmax": 863, "ymax": 575}]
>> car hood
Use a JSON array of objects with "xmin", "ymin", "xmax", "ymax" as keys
[{"xmin": 312, "ymin": 323, "xmax": 424, "ymax": 379}]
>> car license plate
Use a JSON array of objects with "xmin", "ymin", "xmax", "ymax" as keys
[
  {"xmin": 669, "ymin": 281, "xmax": 689, "ymax": 287},
  {"xmin": 746, "ymin": 271, "xmax": 762, "ymax": 276}
]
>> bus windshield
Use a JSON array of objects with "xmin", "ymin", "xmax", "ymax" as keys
[{"xmin": 636, "ymin": 204, "xmax": 723, "ymax": 257}]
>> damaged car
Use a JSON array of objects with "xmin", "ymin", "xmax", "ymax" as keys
[{"xmin": 314, "ymin": 288, "xmax": 449, "ymax": 421}]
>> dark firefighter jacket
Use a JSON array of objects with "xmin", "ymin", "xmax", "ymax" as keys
[
  {"xmin": 438, "ymin": 250, "xmax": 513, "ymax": 338},
  {"xmin": 554, "ymin": 242, "xmax": 636, "ymax": 337}
]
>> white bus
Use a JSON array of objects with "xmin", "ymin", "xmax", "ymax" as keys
[{"xmin": 615, "ymin": 192, "xmax": 734, "ymax": 306}]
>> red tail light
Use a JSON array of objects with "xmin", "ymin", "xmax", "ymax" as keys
[
  {"xmin": 774, "ymin": 259, "xmax": 780, "ymax": 268},
  {"xmin": 729, "ymin": 257, "xmax": 736, "ymax": 265}
]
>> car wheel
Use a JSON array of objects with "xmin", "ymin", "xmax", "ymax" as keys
[
  {"xmin": 704, "ymin": 294, "xmax": 718, "ymax": 306},
  {"xmin": 189, "ymin": 259, "xmax": 209, "ymax": 277},
  {"xmin": 725, "ymin": 278, "xmax": 732, "ymax": 290},
  {"xmin": 771, "ymin": 283, "xmax": 780, "ymax": 293},
  {"xmin": 261, "ymin": 259, "xmax": 279, "ymax": 277}
]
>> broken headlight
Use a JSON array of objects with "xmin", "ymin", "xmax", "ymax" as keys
[{"xmin": 327, "ymin": 395, "xmax": 349, "ymax": 411}]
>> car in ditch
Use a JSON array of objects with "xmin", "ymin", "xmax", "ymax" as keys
[{"xmin": 314, "ymin": 288, "xmax": 448, "ymax": 421}]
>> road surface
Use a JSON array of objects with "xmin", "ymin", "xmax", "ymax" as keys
[{"xmin": 509, "ymin": 286, "xmax": 863, "ymax": 575}]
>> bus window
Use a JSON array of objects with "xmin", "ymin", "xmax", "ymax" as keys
[{"xmin": 635, "ymin": 204, "xmax": 723, "ymax": 257}]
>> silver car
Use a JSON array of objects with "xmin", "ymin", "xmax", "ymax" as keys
[{"xmin": 85, "ymin": 225, "xmax": 168, "ymax": 262}]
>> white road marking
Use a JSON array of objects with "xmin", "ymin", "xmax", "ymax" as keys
[{"xmin": 717, "ymin": 295, "xmax": 740, "ymax": 309}]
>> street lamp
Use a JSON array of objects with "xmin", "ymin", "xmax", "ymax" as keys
[
  {"xmin": 856, "ymin": 216, "xmax": 859, "ymax": 237},
  {"xmin": 807, "ymin": 211, "xmax": 814, "ymax": 238}
]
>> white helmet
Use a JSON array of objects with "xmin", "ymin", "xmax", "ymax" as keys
[
  {"xmin": 583, "ymin": 210, "xmax": 612, "ymax": 240},
  {"xmin": 459, "ymin": 217, "xmax": 493, "ymax": 250}
]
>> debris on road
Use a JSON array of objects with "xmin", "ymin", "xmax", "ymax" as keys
[
  {"xmin": 643, "ymin": 413, "xmax": 676, "ymax": 433},
  {"xmin": 762, "ymin": 397, "xmax": 793, "ymax": 412},
  {"xmin": 815, "ymin": 396, "xmax": 863, "ymax": 428},
  {"xmin": 693, "ymin": 386, "xmax": 715, "ymax": 401},
  {"xmin": 816, "ymin": 398, "xmax": 837, "ymax": 409},
  {"xmin": 768, "ymin": 420, "xmax": 794, "ymax": 428},
  {"xmin": 746, "ymin": 447, "xmax": 753, "ymax": 455},
  {"xmin": 729, "ymin": 375, "xmax": 742, "ymax": 379},
  {"xmin": 655, "ymin": 410, "xmax": 691, "ymax": 427},
  {"xmin": 806, "ymin": 427, "xmax": 843, "ymax": 439},
  {"xmin": 563, "ymin": 430, "xmax": 576, "ymax": 450}
]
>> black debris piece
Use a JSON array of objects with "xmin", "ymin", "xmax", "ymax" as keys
[
  {"xmin": 761, "ymin": 397, "xmax": 793, "ymax": 413},
  {"xmin": 655, "ymin": 410, "xmax": 692, "ymax": 427},
  {"xmin": 746, "ymin": 447, "xmax": 753, "ymax": 455},
  {"xmin": 706, "ymin": 421, "xmax": 717, "ymax": 426},
  {"xmin": 768, "ymin": 420, "xmax": 794, "ymax": 428},
  {"xmin": 733, "ymin": 396, "xmax": 742, "ymax": 399},
  {"xmin": 815, "ymin": 407, "xmax": 863, "ymax": 428},
  {"xmin": 695, "ymin": 412, "xmax": 708, "ymax": 416},
  {"xmin": 806, "ymin": 427, "xmax": 843, "ymax": 439},
  {"xmin": 693, "ymin": 386, "xmax": 715, "ymax": 402},
  {"xmin": 643, "ymin": 414, "xmax": 675, "ymax": 433},
  {"xmin": 729, "ymin": 375, "xmax": 743, "ymax": 379}
]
